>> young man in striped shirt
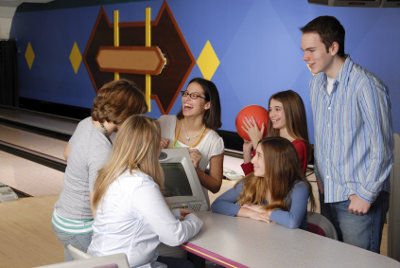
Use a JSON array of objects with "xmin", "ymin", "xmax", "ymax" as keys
[{"xmin": 300, "ymin": 16, "xmax": 393, "ymax": 253}]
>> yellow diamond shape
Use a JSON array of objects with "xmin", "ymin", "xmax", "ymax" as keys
[
  {"xmin": 197, "ymin": 40, "xmax": 220, "ymax": 80},
  {"xmin": 25, "ymin": 42, "xmax": 35, "ymax": 70},
  {"xmin": 69, "ymin": 42, "xmax": 82, "ymax": 74}
]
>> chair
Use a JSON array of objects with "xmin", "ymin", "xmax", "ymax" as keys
[
  {"xmin": 67, "ymin": 244, "xmax": 91, "ymax": 260},
  {"xmin": 33, "ymin": 253, "xmax": 129, "ymax": 268},
  {"xmin": 307, "ymin": 212, "xmax": 338, "ymax": 240}
]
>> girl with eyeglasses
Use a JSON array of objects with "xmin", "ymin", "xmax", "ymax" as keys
[{"xmin": 158, "ymin": 77, "xmax": 224, "ymax": 206}]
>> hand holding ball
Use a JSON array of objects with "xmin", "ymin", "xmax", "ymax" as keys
[{"xmin": 235, "ymin": 105, "xmax": 269, "ymax": 141}]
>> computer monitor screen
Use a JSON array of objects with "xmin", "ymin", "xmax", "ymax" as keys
[
  {"xmin": 159, "ymin": 148, "xmax": 208, "ymax": 211},
  {"xmin": 162, "ymin": 162, "xmax": 192, "ymax": 197}
]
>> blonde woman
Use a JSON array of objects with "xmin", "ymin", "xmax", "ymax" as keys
[
  {"xmin": 88, "ymin": 115, "xmax": 203, "ymax": 268},
  {"xmin": 212, "ymin": 136, "xmax": 315, "ymax": 229}
]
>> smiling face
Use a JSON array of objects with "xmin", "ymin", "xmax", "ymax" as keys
[
  {"xmin": 301, "ymin": 32, "xmax": 336, "ymax": 76},
  {"xmin": 251, "ymin": 144, "xmax": 265, "ymax": 177},
  {"xmin": 269, "ymin": 98, "xmax": 286, "ymax": 131},
  {"xmin": 181, "ymin": 82, "xmax": 210, "ymax": 118}
]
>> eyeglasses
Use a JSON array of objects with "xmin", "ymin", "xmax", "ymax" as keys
[{"xmin": 181, "ymin": 91, "xmax": 206, "ymax": 100}]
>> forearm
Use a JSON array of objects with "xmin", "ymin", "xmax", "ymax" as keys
[
  {"xmin": 63, "ymin": 142, "xmax": 70, "ymax": 160},
  {"xmin": 211, "ymin": 200, "xmax": 240, "ymax": 216},
  {"xmin": 269, "ymin": 182, "xmax": 309, "ymax": 229},
  {"xmin": 357, "ymin": 82, "xmax": 393, "ymax": 202},
  {"xmin": 269, "ymin": 209, "xmax": 304, "ymax": 229},
  {"xmin": 196, "ymin": 168, "xmax": 222, "ymax": 193},
  {"xmin": 242, "ymin": 144, "xmax": 253, "ymax": 163},
  {"xmin": 136, "ymin": 183, "xmax": 203, "ymax": 246},
  {"xmin": 211, "ymin": 184, "xmax": 242, "ymax": 216}
]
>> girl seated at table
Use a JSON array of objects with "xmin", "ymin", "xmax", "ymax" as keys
[
  {"xmin": 88, "ymin": 115, "xmax": 203, "ymax": 268},
  {"xmin": 211, "ymin": 136, "xmax": 315, "ymax": 229}
]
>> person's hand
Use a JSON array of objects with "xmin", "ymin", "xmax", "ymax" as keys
[
  {"xmin": 241, "ymin": 204, "xmax": 271, "ymax": 223},
  {"xmin": 241, "ymin": 116, "xmax": 264, "ymax": 148},
  {"xmin": 179, "ymin": 208, "xmax": 197, "ymax": 219},
  {"xmin": 239, "ymin": 205, "xmax": 271, "ymax": 222},
  {"xmin": 189, "ymin": 149, "xmax": 202, "ymax": 168},
  {"xmin": 242, "ymin": 140, "xmax": 253, "ymax": 163},
  {"xmin": 348, "ymin": 195, "xmax": 371, "ymax": 215},
  {"xmin": 242, "ymin": 203, "xmax": 264, "ymax": 212},
  {"xmin": 160, "ymin": 138, "xmax": 170, "ymax": 149},
  {"xmin": 249, "ymin": 210, "xmax": 270, "ymax": 223}
]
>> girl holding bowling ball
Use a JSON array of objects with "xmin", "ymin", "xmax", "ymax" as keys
[{"xmin": 241, "ymin": 90, "xmax": 310, "ymax": 174}]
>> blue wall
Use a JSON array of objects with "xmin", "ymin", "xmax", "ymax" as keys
[{"xmin": 10, "ymin": 0, "xmax": 400, "ymax": 143}]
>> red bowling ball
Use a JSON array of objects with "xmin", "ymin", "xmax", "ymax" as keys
[{"xmin": 235, "ymin": 105, "xmax": 269, "ymax": 141}]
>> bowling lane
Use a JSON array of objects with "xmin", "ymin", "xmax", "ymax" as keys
[
  {"xmin": 0, "ymin": 125, "xmax": 67, "ymax": 196},
  {"xmin": 0, "ymin": 125, "xmax": 67, "ymax": 161},
  {"xmin": 0, "ymin": 105, "xmax": 78, "ymax": 136},
  {"xmin": 0, "ymin": 151, "xmax": 63, "ymax": 196}
]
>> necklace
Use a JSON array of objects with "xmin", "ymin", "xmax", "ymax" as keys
[
  {"xmin": 171, "ymin": 120, "xmax": 206, "ymax": 148},
  {"xmin": 100, "ymin": 123, "xmax": 113, "ymax": 145},
  {"xmin": 100, "ymin": 123, "xmax": 109, "ymax": 136},
  {"xmin": 181, "ymin": 121, "xmax": 205, "ymax": 141}
]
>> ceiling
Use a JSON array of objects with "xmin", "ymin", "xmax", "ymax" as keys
[{"xmin": 0, "ymin": 0, "xmax": 52, "ymax": 8}]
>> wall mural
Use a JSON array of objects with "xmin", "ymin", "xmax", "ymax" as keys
[
  {"xmin": 84, "ymin": 1, "xmax": 194, "ymax": 114},
  {"xmin": 10, "ymin": 0, "xmax": 400, "ymax": 136}
]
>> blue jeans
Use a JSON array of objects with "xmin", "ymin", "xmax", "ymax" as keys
[
  {"xmin": 52, "ymin": 225, "xmax": 92, "ymax": 261},
  {"xmin": 320, "ymin": 191, "xmax": 389, "ymax": 253}
]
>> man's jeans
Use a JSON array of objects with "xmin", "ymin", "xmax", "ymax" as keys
[
  {"xmin": 320, "ymin": 191, "xmax": 389, "ymax": 253},
  {"xmin": 53, "ymin": 225, "xmax": 92, "ymax": 261}
]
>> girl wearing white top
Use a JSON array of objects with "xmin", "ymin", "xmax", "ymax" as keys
[
  {"xmin": 88, "ymin": 115, "xmax": 203, "ymax": 268},
  {"xmin": 158, "ymin": 78, "xmax": 224, "ymax": 201}
]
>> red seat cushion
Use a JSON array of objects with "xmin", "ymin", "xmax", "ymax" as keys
[{"xmin": 307, "ymin": 222, "xmax": 326, "ymax": 237}]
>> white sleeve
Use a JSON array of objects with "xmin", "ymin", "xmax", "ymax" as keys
[
  {"xmin": 208, "ymin": 134, "xmax": 224, "ymax": 160},
  {"xmin": 131, "ymin": 180, "xmax": 203, "ymax": 246},
  {"xmin": 171, "ymin": 208, "xmax": 181, "ymax": 219}
]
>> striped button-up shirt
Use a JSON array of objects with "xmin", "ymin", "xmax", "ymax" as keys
[{"xmin": 310, "ymin": 56, "xmax": 393, "ymax": 203}]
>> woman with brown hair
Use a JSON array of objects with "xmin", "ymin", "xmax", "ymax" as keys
[
  {"xmin": 158, "ymin": 77, "xmax": 224, "ymax": 203},
  {"xmin": 241, "ymin": 90, "xmax": 310, "ymax": 174},
  {"xmin": 212, "ymin": 136, "xmax": 315, "ymax": 229},
  {"xmin": 52, "ymin": 79, "xmax": 147, "ymax": 261}
]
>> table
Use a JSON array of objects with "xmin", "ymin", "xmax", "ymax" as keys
[
  {"xmin": 181, "ymin": 211, "xmax": 400, "ymax": 268},
  {"xmin": 0, "ymin": 195, "xmax": 63, "ymax": 267}
]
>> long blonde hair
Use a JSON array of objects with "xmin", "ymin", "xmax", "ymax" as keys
[
  {"xmin": 92, "ymin": 115, "xmax": 164, "ymax": 214},
  {"xmin": 237, "ymin": 136, "xmax": 315, "ymax": 212}
]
